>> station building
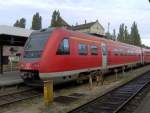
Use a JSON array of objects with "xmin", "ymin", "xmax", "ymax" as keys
[
  {"xmin": 70, "ymin": 20, "xmax": 105, "ymax": 35},
  {"xmin": 0, "ymin": 25, "xmax": 33, "ymax": 73}
]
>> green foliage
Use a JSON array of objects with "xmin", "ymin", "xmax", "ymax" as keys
[
  {"xmin": 106, "ymin": 32, "xmax": 114, "ymax": 41},
  {"xmin": 117, "ymin": 24, "xmax": 125, "ymax": 43},
  {"xmin": 51, "ymin": 10, "xmax": 63, "ymax": 27},
  {"xmin": 124, "ymin": 26, "xmax": 130, "ymax": 44},
  {"xmin": 106, "ymin": 29, "xmax": 116, "ymax": 41},
  {"xmin": 13, "ymin": 20, "xmax": 20, "ymax": 27},
  {"xmin": 31, "ymin": 12, "xmax": 42, "ymax": 30},
  {"xmin": 113, "ymin": 29, "xmax": 116, "ymax": 41},
  {"xmin": 130, "ymin": 22, "xmax": 141, "ymax": 46},
  {"xmin": 141, "ymin": 44, "xmax": 150, "ymax": 49},
  {"xmin": 13, "ymin": 18, "xmax": 26, "ymax": 28},
  {"xmin": 117, "ymin": 22, "xmax": 141, "ymax": 47},
  {"xmin": 105, "ymin": 32, "xmax": 111, "ymax": 38},
  {"xmin": 19, "ymin": 18, "xmax": 26, "ymax": 28}
]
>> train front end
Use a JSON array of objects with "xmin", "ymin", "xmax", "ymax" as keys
[{"xmin": 20, "ymin": 29, "xmax": 52, "ymax": 86}]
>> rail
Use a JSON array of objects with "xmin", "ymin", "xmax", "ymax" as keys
[
  {"xmin": 0, "ymin": 87, "xmax": 41, "ymax": 106},
  {"xmin": 67, "ymin": 71, "xmax": 150, "ymax": 113}
]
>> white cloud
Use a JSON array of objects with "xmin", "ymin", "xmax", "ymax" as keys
[
  {"xmin": 0, "ymin": 0, "xmax": 93, "ymax": 11},
  {"xmin": 141, "ymin": 38, "xmax": 150, "ymax": 46},
  {"xmin": 0, "ymin": 0, "xmax": 149, "ymax": 46}
]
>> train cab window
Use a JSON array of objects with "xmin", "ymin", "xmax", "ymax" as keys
[
  {"xmin": 78, "ymin": 44, "xmax": 88, "ymax": 55},
  {"xmin": 56, "ymin": 38, "xmax": 70, "ymax": 55},
  {"xmin": 91, "ymin": 45, "xmax": 98, "ymax": 55}
]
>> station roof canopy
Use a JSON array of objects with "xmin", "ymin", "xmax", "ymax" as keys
[{"xmin": 0, "ymin": 25, "xmax": 33, "ymax": 46}]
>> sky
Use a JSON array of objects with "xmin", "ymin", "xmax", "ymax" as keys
[{"xmin": 0, "ymin": 0, "xmax": 150, "ymax": 46}]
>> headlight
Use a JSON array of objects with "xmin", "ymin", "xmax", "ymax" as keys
[
  {"xmin": 20, "ymin": 63, "xmax": 25, "ymax": 68},
  {"xmin": 32, "ymin": 62, "xmax": 40, "ymax": 69}
]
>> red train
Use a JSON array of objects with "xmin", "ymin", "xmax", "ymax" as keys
[{"xmin": 19, "ymin": 28, "xmax": 150, "ymax": 84}]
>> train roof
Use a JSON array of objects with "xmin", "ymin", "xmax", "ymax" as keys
[
  {"xmin": 40, "ymin": 27, "xmax": 148, "ymax": 50},
  {"xmin": 55, "ymin": 28, "xmax": 141, "ymax": 49}
]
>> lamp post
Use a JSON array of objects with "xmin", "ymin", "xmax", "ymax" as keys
[{"xmin": 108, "ymin": 22, "xmax": 110, "ymax": 34}]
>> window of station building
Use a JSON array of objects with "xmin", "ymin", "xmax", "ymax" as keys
[
  {"xmin": 56, "ymin": 38, "xmax": 70, "ymax": 55},
  {"xmin": 91, "ymin": 45, "xmax": 98, "ymax": 55},
  {"xmin": 78, "ymin": 43, "xmax": 88, "ymax": 55}
]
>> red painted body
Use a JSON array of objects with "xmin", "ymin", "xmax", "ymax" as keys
[
  {"xmin": 143, "ymin": 48, "xmax": 150, "ymax": 63},
  {"xmin": 19, "ymin": 28, "xmax": 150, "ymax": 84}
]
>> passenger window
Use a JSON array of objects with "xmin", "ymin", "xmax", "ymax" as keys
[
  {"xmin": 56, "ymin": 38, "xmax": 70, "ymax": 55},
  {"xmin": 78, "ymin": 44, "xmax": 88, "ymax": 55},
  {"xmin": 91, "ymin": 45, "xmax": 98, "ymax": 55},
  {"xmin": 113, "ymin": 49, "xmax": 118, "ymax": 56}
]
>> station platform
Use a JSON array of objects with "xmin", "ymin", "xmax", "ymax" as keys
[
  {"xmin": 0, "ymin": 71, "xmax": 23, "ymax": 87},
  {"xmin": 133, "ymin": 91, "xmax": 150, "ymax": 113}
]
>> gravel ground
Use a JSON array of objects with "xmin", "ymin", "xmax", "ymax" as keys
[
  {"xmin": 118, "ymin": 83, "xmax": 150, "ymax": 113},
  {"xmin": 0, "ymin": 65, "xmax": 150, "ymax": 113},
  {"xmin": 133, "ymin": 89, "xmax": 150, "ymax": 113}
]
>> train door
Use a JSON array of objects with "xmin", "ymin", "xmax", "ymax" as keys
[
  {"xmin": 141, "ymin": 48, "xmax": 144, "ymax": 64},
  {"xmin": 101, "ymin": 43, "xmax": 107, "ymax": 69}
]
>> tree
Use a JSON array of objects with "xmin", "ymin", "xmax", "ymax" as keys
[
  {"xmin": 51, "ymin": 10, "xmax": 57, "ymax": 27},
  {"xmin": 57, "ymin": 11, "xmax": 63, "ymax": 26},
  {"xmin": 124, "ymin": 26, "xmax": 130, "ymax": 44},
  {"xmin": 141, "ymin": 44, "xmax": 150, "ymax": 49},
  {"xmin": 51, "ymin": 10, "xmax": 63, "ymax": 27},
  {"xmin": 130, "ymin": 22, "xmax": 141, "ymax": 46},
  {"xmin": 105, "ymin": 31, "xmax": 116, "ymax": 41},
  {"xmin": 117, "ymin": 22, "xmax": 141, "ymax": 46},
  {"xmin": 113, "ymin": 29, "xmax": 116, "ymax": 41},
  {"xmin": 105, "ymin": 32, "xmax": 111, "ymax": 39},
  {"xmin": 19, "ymin": 18, "xmax": 26, "ymax": 28},
  {"xmin": 117, "ymin": 24, "xmax": 125, "ymax": 43},
  {"xmin": 13, "ymin": 18, "xmax": 26, "ymax": 28},
  {"xmin": 117, "ymin": 24, "xmax": 130, "ymax": 44},
  {"xmin": 13, "ymin": 20, "xmax": 20, "ymax": 27},
  {"xmin": 31, "ymin": 12, "xmax": 42, "ymax": 30}
]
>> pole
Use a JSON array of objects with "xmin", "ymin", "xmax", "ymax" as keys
[
  {"xmin": 115, "ymin": 69, "xmax": 118, "ymax": 81},
  {"xmin": 96, "ymin": 74, "xmax": 100, "ymax": 86},
  {"xmin": 88, "ymin": 75, "xmax": 93, "ymax": 90},
  {"xmin": 0, "ymin": 45, "xmax": 3, "ymax": 74},
  {"xmin": 108, "ymin": 22, "xmax": 110, "ymax": 33},
  {"xmin": 122, "ymin": 66, "xmax": 125, "ymax": 76},
  {"xmin": 100, "ymin": 71, "xmax": 104, "ymax": 85},
  {"xmin": 44, "ymin": 80, "xmax": 53, "ymax": 106}
]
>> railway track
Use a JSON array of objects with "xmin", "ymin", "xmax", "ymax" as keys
[
  {"xmin": 0, "ymin": 87, "xmax": 41, "ymax": 106},
  {"xmin": 67, "ymin": 71, "xmax": 150, "ymax": 113}
]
